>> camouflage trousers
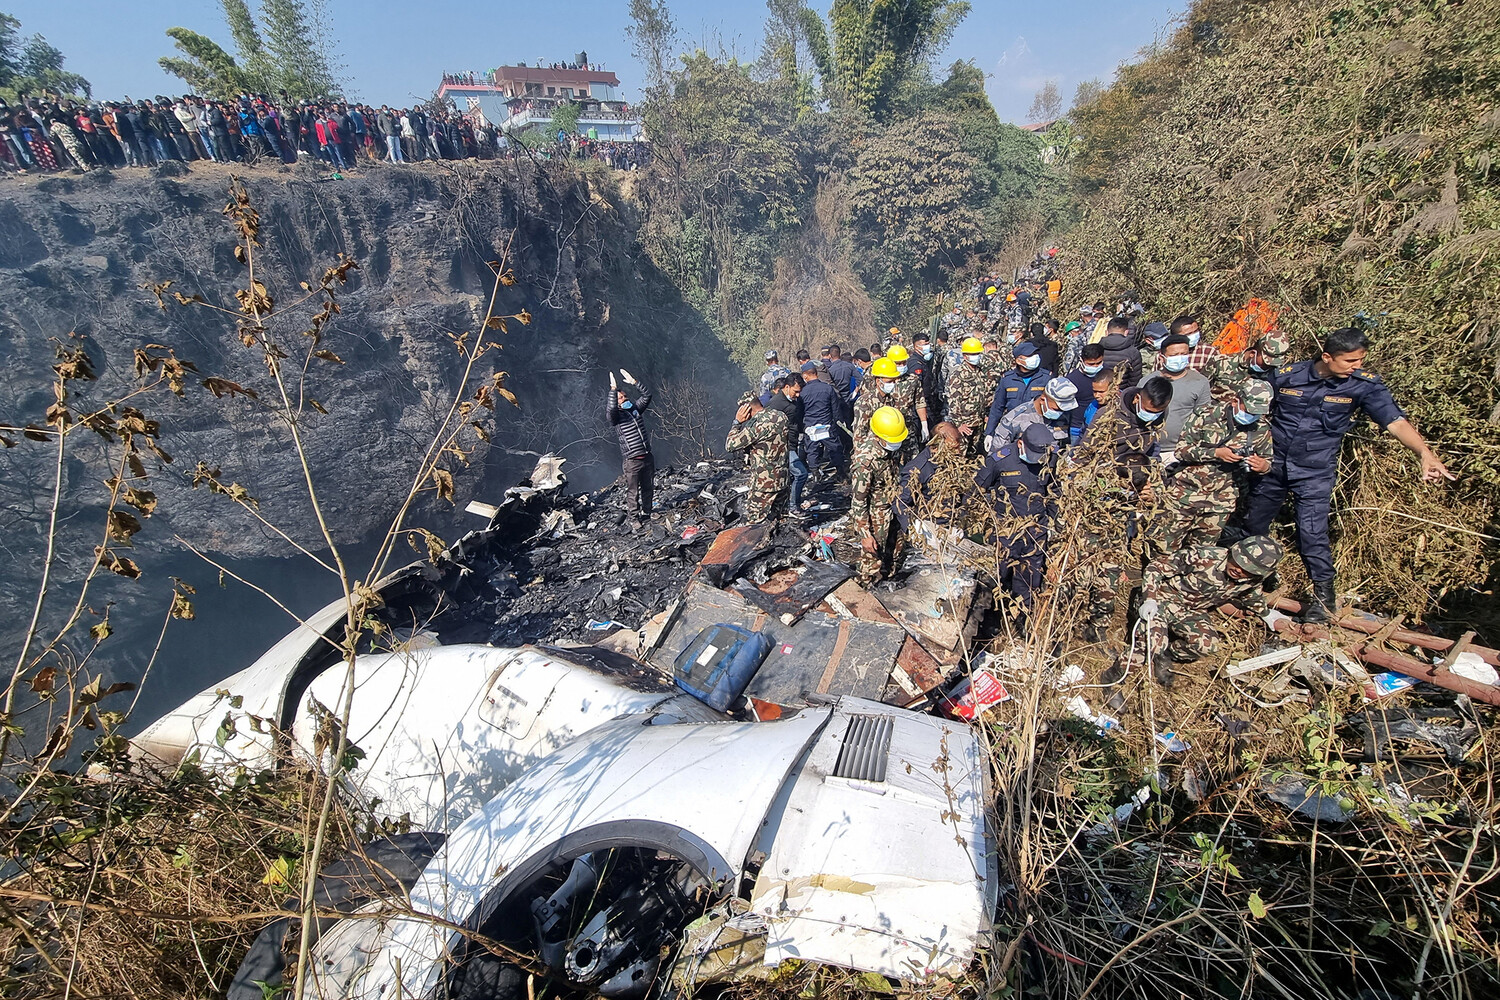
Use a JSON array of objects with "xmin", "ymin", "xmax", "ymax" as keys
[
  {"xmin": 1139, "ymin": 590, "xmax": 1222, "ymax": 666},
  {"xmin": 1064, "ymin": 528, "xmax": 1129, "ymax": 628},
  {"xmin": 743, "ymin": 485, "xmax": 789, "ymax": 524},
  {"xmin": 1150, "ymin": 500, "xmax": 1233, "ymax": 556},
  {"xmin": 856, "ymin": 511, "xmax": 902, "ymax": 587}
]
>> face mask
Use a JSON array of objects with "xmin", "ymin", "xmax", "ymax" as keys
[
  {"xmin": 1249, "ymin": 356, "xmax": 1268, "ymax": 373},
  {"xmin": 1136, "ymin": 405, "xmax": 1162, "ymax": 423},
  {"xmin": 1151, "ymin": 338, "xmax": 1166, "ymax": 350},
  {"xmin": 920, "ymin": 347, "xmax": 933, "ymax": 360},
  {"xmin": 1016, "ymin": 449, "xmax": 1032, "ymax": 465},
  {"xmin": 1162, "ymin": 355, "xmax": 1191, "ymax": 374},
  {"xmin": 881, "ymin": 381, "xmax": 896, "ymax": 395},
  {"xmin": 1233, "ymin": 408, "xmax": 1260, "ymax": 426},
  {"xmin": 620, "ymin": 400, "xmax": 633, "ymax": 410},
  {"xmin": 882, "ymin": 439, "xmax": 903, "ymax": 452},
  {"xmin": 1187, "ymin": 332, "xmax": 1201, "ymax": 348},
  {"xmin": 1019, "ymin": 355, "xmax": 1041, "ymax": 372},
  {"xmin": 1081, "ymin": 362, "xmax": 1104, "ymax": 376},
  {"xmin": 1043, "ymin": 407, "xmax": 1063, "ymax": 420},
  {"xmin": 895, "ymin": 363, "xmax": 908, "ymax": 376},
  {"xmin": 965, "ymin": 355, "xmax": 982, "ymax": 366}
]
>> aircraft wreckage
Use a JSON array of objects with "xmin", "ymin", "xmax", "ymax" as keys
[{"xmin": 131, "ymin": 454, "xmax": 1498, "ymax": 999}]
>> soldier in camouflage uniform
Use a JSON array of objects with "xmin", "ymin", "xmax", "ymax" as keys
[
  {"xmin": 725, "ymin": 398, "xmax": 791, "ymax": 522},
  {"xmin": 1132, "ymin": 535, "xmax": 1282, "ymax": 686},
  {"xmin": 945, "ymin": 338, "xmax": 999, "ymax": 455},
  {"xmin": 850, "ymin": 406, "xmax": 909, "ymax": 586},
  {"xmin": 1152, "ymin": 379, "xmax": 1274, "ymax": 553},
  {"xmin": 1206, "ymin": 329, "xmax": 1290, "ymax": 402},
  {"xmin": 852, "ymin": 357, "xmax": 900, "ymax": 449},
  {"xmin": 757, "ymin": 350, "xmax": 793, "ymax": 402}
]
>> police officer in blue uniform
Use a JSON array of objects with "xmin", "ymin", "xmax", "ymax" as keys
[
  {"xmin": 976, "ymin": 423, "xmax": 1058, "ymax": 624},
  {"xmin": 1232, "ymin": 327, "xmax": 1454, "ymax": 622}
]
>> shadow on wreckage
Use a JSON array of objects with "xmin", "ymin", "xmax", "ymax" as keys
[{"xmin": 130, "ymin": 456, "xmax": 998, "ymax": 1000}]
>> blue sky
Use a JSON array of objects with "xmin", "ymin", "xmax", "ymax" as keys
[{"xmin": 6, "ymin": 0, "xmax": 1184, "ymax": 123}]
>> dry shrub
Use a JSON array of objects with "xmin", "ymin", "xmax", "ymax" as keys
[
  {"xmin": 1061, "ymin": 0, "xmax": 1500, "ymax": 622},
  {"xmin": 758, "ymin": 175, "xmax": 878, "ymax": 354}
]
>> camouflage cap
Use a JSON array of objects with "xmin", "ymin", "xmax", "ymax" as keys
[
  {"xmin": 1255, "ymin": 328, "xmax": 1291, "ymax": 358},
  {"xmin": 1237, "ymin": 378, "xmax": 1273, "ymax": 415},
  {"xmin": 1228, "ymin": 536, "xmax": 1283, "ymax": 577}
]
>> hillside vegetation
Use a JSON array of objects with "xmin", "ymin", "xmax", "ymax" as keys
[{"xmin": 1063, "ymin": 0, "xmax": 1500, "ymax": 618}]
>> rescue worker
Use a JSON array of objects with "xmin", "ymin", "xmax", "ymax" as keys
[
  {"xmin": 976, "ymin": 422, "xmax": 1058, "ymax": 623},
  {"xmin": 1153, "ymin": 380, "xmax": 1273, "ymax": 553},
  {"xmin": 852, "ymin": 357, "xmax": 902, "ymax": 449},
  {"xmin": 758, "ymin": 350, "xmax": 792, "ymax": 402},
  {"xmin": 764, "ymin": 374, "xmax": 807, "ymax": 511},
  {"xmin": 984, "ymin": 343, "xmax": 1052, "ymax": 441},
  {"xmin": 725, "ymin": 395, "xmax": 791, "ymax": 523},
  {"xmin": 990, "ymin": 376, "xmax": 1079, "ymax": 452},
  {"xmin": 1099, "ymin": 316, "xmax": 1144, "ymax": 388},
  {"xmin": 1230, "ymin": 327, "xmax": 1454, "ymax": 623},
  {"xmin": 946, "ymin": 337, "xmax": 995, "ymax": 455},
  {"xmin": 884, "ymin": 344, "xmax": 930, "ymax": 443},
  {"xmin": 850, "ymin": 407, "xmax": 909, "ymax": 586},
  {"xmin": 1207, "ymin": 328, "xmax": 1290, "ymax": 401},
  {"xmin": 799, "ymin": 361, "xmax": 846, "ymax": 479},
  {"xmin": 606, "ymin": 369, "xmax": 655, "ymax": 525},
  {"xmin": 894, "ymin": 422, "xmax": 969, "ymax": 535},
  {"xmin": 1133, "ymin": 536, "xmax": 1283, "ymax": 686},
  {"xmin": 910, "ymin": 332, "xmax": 943, "ymax": 428}
]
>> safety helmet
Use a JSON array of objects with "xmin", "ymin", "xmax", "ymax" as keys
[
  {"xmin": 986, "ymin": 286, "xmax": 998, "ymax": 296},
  {"xmin": 1228, "ymin": 536, "xmax": 1283, "ymax": 578},
  {"xmin": 960, "ymin": 337, "xmax": 985, "ymax": 355},
  {"xmin": 870, "ymin": 357, "xmax": 901, "ymax": 379},
  {"xmin": 888, "ymin": 326, "xmax": 901, "ymax": 337},
  {"xmin": 885, "ymin": 344, "xmax": 910, "ymax": 363},
  {"xmin": 870, "ymin": 406, "xmax": 909, "ymax": 444},
  {"xmin": 1006, "ymin": 292, "xmax": 1017, "ymax": 302},
  {"xmin": 1063, "ymin": 320, "xmax": 1081, "ymax": 333}
]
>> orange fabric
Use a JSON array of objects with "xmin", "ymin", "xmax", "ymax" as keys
[
  {"xmin": 1214, "ymin": 298, "xmax": 1280, "ymax": 355},
  {"xmin": 1047, "ymin": 280, "xmax": 1061, "ymax": 303}
]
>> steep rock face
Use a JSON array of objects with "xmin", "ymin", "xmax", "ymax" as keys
[{"xmin": 0, "ymin": 161, "xmax": 742, "ymax": 684}]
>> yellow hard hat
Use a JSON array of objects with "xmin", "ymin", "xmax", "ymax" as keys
[
  {"xmin": 885, "ymin": 344, "xmax": 910, "ymax": 363},
  {"xmin": 986, "ymin": 286, "xmax": 997, "ymax": 296},
  {"xmin": 870, "ymin": 357, "xmax": 900, "ymax": 379},
  {"xmin": 888, "ymin": 326, "xmax": 901, "ymax": 336},
  {"xmin": 870, "ymin": 406, "xmax": 908, "ymax": 444},
  {"xmin": 961, "ymin": 337, "xmax": 984, "ymax": 354}
]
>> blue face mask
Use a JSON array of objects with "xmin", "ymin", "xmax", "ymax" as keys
[
  {"xmin": 1163, "ymin": 355, "xmax": 1190, "ymax": 374},
  {"xmin": 1187, "ymin": 332, "xmax": 1201, "ymax": 348},
  {"xmin": 1233, "ymin": 408, "xmax": 1260, "ymax": 426},
  {"xmin": 895, "ymin": 363, "xmax": 908, "ymax": 376},
  {"xmin": 881, "ymin": 381, "xmax": 896, "ymax": 394},
  {"xmin": 1019, "ymin": 355, "xmax": 1041, "ymax": 372},
  {"xmin": 1081, "ymin": 362, "xmax": 1104, "ymax": 376},
  {"xmin": 1136, "ymin": 405, "xmax": 1162, "ymax": 423},
  {"xmin": 966, "ymin": 354, "xmax": 982, "ymax": 366},
  {"xmin": 882, "ymin": 439, "xmax": 903, "ymax": 452},
  {"xmin": 620, "ymin": 400, "xmax": 633, "ymax": 410},
  {"xmin": 920, "ymin": 346, "xmax": 933, "ymax": 359},
  {"xmin": 1043, "ymin": 407, "xmax": 1063, "ymax": 420}
]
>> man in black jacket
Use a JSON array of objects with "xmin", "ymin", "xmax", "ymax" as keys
[{"xmin": 607, "ymin": 369, "xmax": 655, "ymax": 524}]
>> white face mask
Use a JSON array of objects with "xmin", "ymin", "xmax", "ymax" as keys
[
  {"xmin": 880, "ymin": 381, "xmax": 896, "ymax": 394},
  {"xmin": 1019, "ymin": 355, "xmax": 1041, "ymax": 372},
  {"xmin": 1162, "ymin": 355, "xmax": 1191, "ymax": 373},
  {"xmin": 965, "ymin": 354, "xmax": 982, "ymax": 366},
  {"xmin": 1081, "ymin": 362, "xmax": 1104, "ymax": 376},
  {"xmin": 882, "ymin": 439, "xmax": 903, "ymax": 452}
]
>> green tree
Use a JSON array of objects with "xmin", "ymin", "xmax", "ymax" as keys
[
  {"xmin": 2, "ymin": 27, "xmax": 91, "ymax": 97},
  {"xmin": 159, "ymin": 27, "xmax": 256, "ymax": 99},
  {"xmin": 812, "ymin": 0, "xmax": 970, "ymax": 115},
  {"xmin": 260, "ymin": 0, "xmax": 339, "ymax": 98},
  {"xmin": 220, "ymin": 0, "xmax": 275, "ymax": 90},
  {"xmin": 627, "ymin": 0, "xmax": 678, "ymax": 93},
  {"xmin": 550, "ymin": 100, "xmax": 581, "ymax": 137},
  {"xmin": 848, "ymin": 112, "xmax": 984, "ymax": 309}
]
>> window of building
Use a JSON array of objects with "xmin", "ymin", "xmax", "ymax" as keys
[
  {"xmin": 547, "ymin": 86, "xmax": 556, "ymax": 96},
  {"xmin": 562, "ymin": 88, "xmax": 573, "ymax": 98}
]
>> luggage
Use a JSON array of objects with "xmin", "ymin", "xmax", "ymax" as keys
[{"xmin": 672, "ymin": 623, "xmax": 771, "ymax": 712}]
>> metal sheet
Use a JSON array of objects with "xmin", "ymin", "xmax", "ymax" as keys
[{"xmin": 873, "ymin": 561, "xmax": 980, "ymax": 654}]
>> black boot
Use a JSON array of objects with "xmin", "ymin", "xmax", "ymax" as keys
[
  {"xmin": 1299, "ymin": 579, "xmax": 1336, "ymax": 624},
  {"xmin": 1151, "ymin": 650, "xmax": 1176, "ymax": 688}
]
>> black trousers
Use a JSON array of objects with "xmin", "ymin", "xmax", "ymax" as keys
[{"xmin": 621, "ymin": 453, "xmax": 655, "ymax": 516}]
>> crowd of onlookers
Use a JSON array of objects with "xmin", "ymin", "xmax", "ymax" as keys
[{"xmin": 0, "ymin": 91, "xmax": 650, "ymax": 175}]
